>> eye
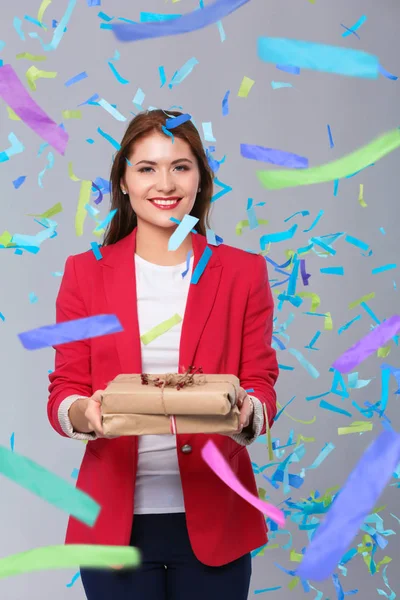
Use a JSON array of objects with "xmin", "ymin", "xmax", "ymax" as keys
[
  {"xmin": 174, "ymin": 165, "xmax": 189, "ymax": 172},
  {"xmin": 138, "ymin": 166, "xmax": 154, "ymax": 173}
]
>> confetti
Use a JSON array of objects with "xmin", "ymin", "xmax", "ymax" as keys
[
  {"xmin": 0, "ymin": 445, "xmax": 100, "ymax": 525},
  {"xmin": 342, "ymin": 15, "xmax": 367, "ymax": 38},
  {"xmin": 29, "ymin": 0, "xmax": 76, "ymax": 50},
  {"xmin": 64, "ymin": 71, "xmax": 88, "ymax": 86},
  {"xmin": 191, "ymin": 246, "xmax": 213, "ymax": 284},
  {"xmin": 222, "ymin": 90, "xmax": 230, "ymax": 115},
  {"xmin": 332, "ymin": 315, "xmax": 400, "ymax": 374},
  {"xmin": 97, "ymin": 98, "xmax": 126, "ymax": 121},
  {"xmin": 169, "ymin": 57, "xmax": 199, "ymax": 88},
  {"xmin": 240, "ymin": 144, "xmax": 308, "ymax": 168},
  {"xmin": 18, "ymin": 314, "xmax": 123, "ymax": 350},
  {"xmin": 0, "ymin": 544, "xmax": 140, "ymax": 579},
  {"xmin": 108, "ymin": 61, "xmax": 129, "ymax": 84},
  {"xmin": 258, "ymin": 37, "xmax": 379, "ymax": 78},
  {"xmin": 168, "ymin": 215, "xmax": 199, "ymax": 251},
  {"xmin": 257, "ymin": 128, "xmax": 400, "ymax": 190},
  {"xmin": 298, "ymin": 431, "xmax": 400, "ymax": 581},
  {"xmin": 111, "ymin": 0, "xmax": 250, "ymax": 42},
  {"xmin": 0, "ymin": 64, "xmax": 68, "ymax": 154},
  {"xmin": 201, "ymin": 440, "xmax": 285, "ymax": 526},
  {"xmin": 237, "ymin": 76, "xmax": 254, "ymax": 97},
  {"xmin": 140, "ymin": 314, "xmax": 182, "ymax": 345}
]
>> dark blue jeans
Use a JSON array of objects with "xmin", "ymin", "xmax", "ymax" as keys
[{"xmin": 81, "ymin": 513, "xmax": 251, "ymax": 600}]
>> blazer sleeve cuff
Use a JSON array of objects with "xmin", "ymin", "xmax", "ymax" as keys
[
  {"xmin": 230, "ymin": 395, "xmax": 264, "ymax": 447},
  {"xmin": 58, "ymin": 395, "xmax": 98, "ymax": 441}
]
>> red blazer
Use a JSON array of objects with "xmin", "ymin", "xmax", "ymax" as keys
[{"xmin": 48, "ymin": 227, "xmax": 278, "ymax": 567}]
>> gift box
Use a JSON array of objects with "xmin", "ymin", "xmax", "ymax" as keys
[{"xmin": 101, "ymin": 371, "xmax": 241, "ymax": 436}]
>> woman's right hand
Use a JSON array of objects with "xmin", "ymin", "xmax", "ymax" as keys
[{"xmin": 83, "ymin": 389, "xmax": 106, "ymax": 437}]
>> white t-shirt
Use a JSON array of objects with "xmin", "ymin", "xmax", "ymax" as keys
[{"xmin": 133, "ymin": 252, "xmax": 193, "ymax": 514}]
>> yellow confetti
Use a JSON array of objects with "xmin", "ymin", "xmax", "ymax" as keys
[
  {"xmin": 264, "ymin": 404, "xmax": 274, "ymax": 461},
  {"xmin": 0, "ymin": 231, "xmax": 14, "ymax": 247},
  {"xmin": 338, "ymin": 421, "xmax": 373, "ymax": 435},
  {"xmin": 376, "ymin": 556, "xmax": 392, "ymax": 572},
  {"xmin": 297, "ymin": 292, "xmax": 321, "ymax": 312},
  {"xmin": 237, "ymin": 76, "xmax": 255, "ymax": 98},
  {"xmin": 348, "ymin": 292, "xmax": 375, "ymax": 310},
  {"xmin": 68, "ymin": 162, "xmax": 81, "ymax": 182},
  {"xmin": 295, "ymin": 434, "xmax": 316, "ymax": 447},
  {"xmin": 359, "ymin": 183, "xmax": 367, "ymax": 207},
  {"xmin": 16, "ymin": 52, "xmax": 47, "ymax": 61},
  {"xmin": 235, "ymin": 219, "xmax": 269, "ymax": 236},
  {"xmin": 26, "ymin": 202, "xmax": 63, "ymax": 219},
  {"xmin": 276, "ymin": 401, "xmax": 317, "ymax": 425},
  {"xmin": 290, "ymin": 549, "xmax": 303, "ymax": 563},
  {"xmin": 6, "ymin": 106, "xmax": 20, "ymax": 120},
  {"xmin": 141, "ymin": 314, "xmax": 182, "ymax": 345},
  {"xmin": 324, "ymin": 312, "xmax": 333, "ymax": 330},
  {"xmin": 62, "ymin": 110, "xmax": 82, "ymax": 119},
  {"xmin": 288, "ymin": 576, "xmax": 300, "ymax": 590},
  {"xmin": 75, "ymin": 180, "xmax": 92, "ymax": 237},
  {"xmin": 37, "ymin": 0, "xmax": 52, "ymax": 25},
  {"xmin": 377, "ymin": 345, "xmax": 391, "ymax": 358},
  {"xmin": 26, "ymin": 66, "xmax": 57, "ymax": 91}
]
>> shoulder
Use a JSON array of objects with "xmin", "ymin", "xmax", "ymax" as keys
[{"xmin": 214, "ymin": 240, "xmax": 266, "ymax": 272}]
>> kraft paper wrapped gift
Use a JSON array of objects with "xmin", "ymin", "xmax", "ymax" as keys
[{"xmin": 101, "ymin": 373, "xmax": 241, "ymax": 436}]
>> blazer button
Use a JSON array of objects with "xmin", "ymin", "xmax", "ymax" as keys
[{"xmin": 181, "ymin": 444, "xmax": 192, "ymax": 454}]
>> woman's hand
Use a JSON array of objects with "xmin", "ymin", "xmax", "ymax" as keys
[
  {"xmin": 79, "ymin": 390, "xmax": 118, "ymax": 439},
  {"xmin": 235, "ymin": 387, "xmax": 254, "ymax": 434}
]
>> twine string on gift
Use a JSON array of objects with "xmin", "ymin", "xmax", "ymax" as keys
[{"xmin": 141, "ymin": 366, "xmax": 205, "ymax": 433}]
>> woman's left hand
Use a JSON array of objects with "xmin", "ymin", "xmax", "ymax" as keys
[{"xmin": 236, "ymin": 387, "xmax": 254, "ymax": 433}]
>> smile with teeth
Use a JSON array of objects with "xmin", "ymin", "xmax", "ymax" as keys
[{"xmin": 148, "ymin": 197, "xmax": 182, "ymax": 208}]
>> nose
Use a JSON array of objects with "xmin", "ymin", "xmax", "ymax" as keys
[{"xmin": 155, "ymin": 169, "xmax": 176, "ymax": 194}]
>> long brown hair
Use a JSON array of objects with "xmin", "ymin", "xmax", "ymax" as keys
[{"xmin": 102, "ymin": 109, "xmax": 214, "ymax": 246}]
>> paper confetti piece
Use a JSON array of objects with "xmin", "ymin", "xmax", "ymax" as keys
[
  {"xmin": 75, "ymin": 180, "xmax": 92, "ymax": 236},
  {"xmin": 332, "ymin": 315, "xmax": 400, "ymax": 374},
  {"xmin": 38, "ymin": 151, "xmax": 54, "ymax": 187},
  {"xmin": 140, "ymin": 314, "xmax": 182, "ymax": 345},
  {"xmin": 276, "ymin": 64, "xmax": 300, "ymax": 75},
  {"xmin": 202, "ymin": 122, "xmax": 216, "ymax": 142},
  {"xmin": 257, "ymin": 37, "xmax": 379, "ymax": 78},
  {"xmin": 97, "ymin": 127, "xmax": 121, "ymax": 150},
  {"xmin": 132, "ymin": 87, "xmax": 145, "ymax": 109},
  {"xmin": 29, "ymin": 0, "xmax": 76, "ymax": 51},
  {"xmin": 222, "ymin": 90, "xmax": 230, "ymax": 115},
  {"xmin": 108, "ymin": 61, "xmax": 129, "ymax": 84},
  {"xmin": 342, "ymin": 15, "xmax": 367, "ymax": 38},
  {"xmin": 288, "ymin": 348, "xmax": 320, "ymax": 378},
  {"xmin": 10, "ymin": 433, "xmax": 14, "ymax": 452},
  {"xmin": 6, "ymin": 106, "xmax": 20, "ymax": 120},
  {"xmin": 168, "ymin": 215, "xmax": 199, "ymax": 251},
  {"xmin": 66, "ymin": 571, "xmax": 80, "ymax": 587},
  {"xmin": 338, "ymin": 421, "xmax": 373, "ymax": 435},
  {"xmin": 320, "ymin": 266, "xmax": 344, "ymax": 276},
  {"xmin": 64, "ymin": 71, "xmax": 88, "ymax": 87},
  {"xmin": 358, "ymin": 183, "xmax": 367, "ymax": 207},
  {"xmin": 37, "ymin": 0, "xmax": 52, "ymax": 24},
  {"xmin": 169, "ymin": 57, "xmax": 199, "ymax": 88},
  {"xmin": 140, "ymin": 12, "xmax": 181, "ymax": 22},
  {"xmin": 18, "ymin": 314, "xmax": 123, "ymax": 350},
  {"xmin": 241, "ymin": 144, "xmax": 308, "ymax": 168},
  {"xmin": 0, "ymin": 132, "xmax": 24, "ymax": 163},
  {"xmin": 201, "ymin": 440, "xmax": 285, "ymax": 526},
  {"xmin": 97, "ymin": 98, "xmax": 126, "ymax": 121},
  {"xmin": 0, "ymin": 544, "xmax": 140, "ymax": 579},
  {"xmin": 260, "ymin": 224, "xmax": 297, "ymax": 247},
  {"xmin": 62, "ymin": 109, "xmax": 81, "ymax": 119},
  {"xmin": 257, "ymin": 128, "xmax": 400, "ymax": 190},
  {"xmin": 166, "ymin": 113, "xmax": 191, "ymax": 129},
  {"xmin": 379, "ymin": 64, "xmax": 398, "ymax": 81},
  {"xmin": 191, "ymin": 246, "xmax": 213, "ymax": 284},
  {"xmin": 238, "ymin": 76, "xmax": 254, "ymax": 97},
  {"xmin": 0, "ymin": 64, "xmax": 68, "ymax": 154},
  {"xmin": 297, "ymin": 430, "xmax": 400, "ymax": 581},
  {"xmin": 13, "ymin": 17, "xmax": 25, "ymax": 40},
  {"xmin": 12, "ymin": 176, "xmax": 26, "ymax": 189},
  {"xmin": 211, "ymin": 177, "xmax": 232, "ymax": 203},
  {"xmin": 372, "ymin": 264, "xmax": 397, "ymax": 275},
  {"xmin": 0, "ymin": 445, "xmax": 100, "ymax": 525},
  {"xmin": 111, "ymin": 0, "xmax": 250, "ymax": 42},
  {"xmin": 16, "ymin": 53, "xmax": 46, "ymax": 61},
  {"xmin": 271, "ymin": 81, "xmax": 293, "ymax": 89}
]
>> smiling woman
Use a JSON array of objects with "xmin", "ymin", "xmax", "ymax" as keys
[{"xmin": 103, "ymin": 109, "xmax": 214, "ymax": 265}]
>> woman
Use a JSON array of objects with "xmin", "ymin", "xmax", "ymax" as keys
[{"xmin": 47, "ymin": 109, "xmax": 278, "ymax": 600}]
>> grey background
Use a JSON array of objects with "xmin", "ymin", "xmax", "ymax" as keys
[{"xmin": 0, "ymin": 0, "xmax": 399, "ymax": 598}]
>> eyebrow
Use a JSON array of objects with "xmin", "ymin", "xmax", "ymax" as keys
[{"xmin": 134, "ymin": 158, "xmax": 193, "ymax": 166}]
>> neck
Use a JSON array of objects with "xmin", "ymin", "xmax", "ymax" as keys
[{"xmin": 135, "ymin": 220, "xmax": 193, "ymax": 266}]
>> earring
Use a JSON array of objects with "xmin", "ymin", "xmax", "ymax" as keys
[
  {"xmin": 198, "ymin": 187, "xmax": 201, "ymax": 193},
  {"xmin": 121, "ymin": 189, "xmax": 127, "ymax": 195}
]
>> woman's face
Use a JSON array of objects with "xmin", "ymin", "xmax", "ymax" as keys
[{"xmin": 122, "ymin": 131, "xmax": 201, "ymax": 230}]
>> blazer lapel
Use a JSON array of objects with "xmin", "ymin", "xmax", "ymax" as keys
[
  {"xmin": 101, "ymin": 228, "xmax": 142, "ymax": 375},
  {"xmin": 178, "ymin": 233, "xmax": 223, "ymax": 374},
  {"xmin": 101, "ymin": 227, "xmax": 223, "ymax": 377}
]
